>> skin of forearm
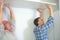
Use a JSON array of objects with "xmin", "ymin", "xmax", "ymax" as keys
[
  {"xmin": 40, "ymin": 12, "xmax": 44, "ymax": 19},
  {"xmin": 9, "ymin": 7, "xmax": 14, "ymax": 20},
  {"xmin": 0, "ymin": 8, "xmax": 2, "ymax": 24},
  {"xmin": 49, "ymin": 8, "xmax": 53, "ymax": 17},
  {"xmin": 10, "ymin": 11, "xmax": 14, "ymax": 20}
]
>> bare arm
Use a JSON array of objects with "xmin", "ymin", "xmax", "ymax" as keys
[
  {"xmin": 7, "ymin": 4, "xmax": 15, "ymax": 20},
  {"xmin": 0, "ymin": 1, "xmax": 3, "ymax": 24},
  {"xmin": 46, "ymin": 4, "xmax": 54, "ymax": 17},
  {"xmin": 0, "ymin": 7, "xmax": 2, "ymax": 24},
  {"xmin": 37, "ymin": 8, "xmax": 44, "ymax": 19},
  {"xmin": 49, "ymin": 8, "xmax": 53, "ymax": 17},
  {"xmin": 7, "ymin": 4, "xmax": 15, "ymax": 32}
]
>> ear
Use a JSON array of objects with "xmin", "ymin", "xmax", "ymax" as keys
[
  {"xmin": 4, "ymin": 23, "xmax": 11, "ymax": 31},
  {"xmin": 38, "ymin": 21, "xmax": 39, "ymax": 25}
]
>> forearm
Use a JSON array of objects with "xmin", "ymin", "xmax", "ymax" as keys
[
  {"xmin": 49, "ymin": 8, "xmax": 53, "ymax": 17},
  {"xmin": 0, "ymin": 8, "xmax": 2, "ymax": 18},
  {"xmin": 40, "ymin": 12, "xmax": 44, "ymax": 19},
  {"xmin": 0, "ymin": 8, "xmax": 2, "ymax": 24},
  {"xmin": 37, "ymin": 8, "xmax": 44, "ymax": 19},
  {"xmin": 9, "ymin": 7, "xmax": 15, "ymax": 20}
]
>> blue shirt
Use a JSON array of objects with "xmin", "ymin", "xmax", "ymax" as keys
[{"xmin": 33, "ymin": 16, "xmax": 54, "ymax": 40}]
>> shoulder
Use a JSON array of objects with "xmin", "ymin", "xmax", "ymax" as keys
[{"xmin": 48, "ymin": 16, "xmax": 54, "ymax": 20}]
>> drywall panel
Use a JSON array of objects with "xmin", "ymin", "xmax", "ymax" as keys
[
  {"xmin": 3, "ymin": 0, "xmax": 56, "ymax": 9},
  {"xmin": 12, "ymin": 8, "xmax": 40, "ymax": 40}
]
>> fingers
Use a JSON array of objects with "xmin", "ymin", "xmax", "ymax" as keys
[
  {"xmin": 46, "ymin": 4, "xmax": 52, "ymax": 9},
  {"xmin": 37, "ymin": 8, "xmax": 43, "ymax": 13},
  {"xmin": 7, "ymin": 3, "xmax": 11, "ymax": 8}
]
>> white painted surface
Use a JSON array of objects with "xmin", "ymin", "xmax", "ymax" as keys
[
  {"xmin": 12, "ymin": 8, "xmax": 40, "ymax": 40},
  {"xmin": 59, "ymin": 0, "xmax": 60, "ymax": 10},
  {"xmin": 54, "ymin": 11, "xmax": 60, "ymax": 40}
]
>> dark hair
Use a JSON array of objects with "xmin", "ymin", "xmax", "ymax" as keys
[{"xmin": 34, "ymin": 17, "xmax": 40, "ymax": 26}]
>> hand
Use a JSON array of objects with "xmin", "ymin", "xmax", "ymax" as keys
[
  {"xmin": 0, "ymin": 0, "xmax": 4, "ymax": 8},
  {"xmin": 37, "ymin": 8, "xmax": 43, "ymax": 13},
  {"xmin": 46, "ymin": 4, "xmax": 52, "ymax": 9}
]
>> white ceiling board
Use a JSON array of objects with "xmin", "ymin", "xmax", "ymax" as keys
[
  {"xmin": 4, "ymin": 0, "xmax": 56, "ymax": 9},
  {"xmin": 26, "ymin": 0, "xmax": 56, "ymax": 5}
]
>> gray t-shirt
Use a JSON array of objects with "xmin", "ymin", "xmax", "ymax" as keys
[
  {"xmin": 0, "ymin": 7, "xmax": 15, "ymax": 40},
  {"xmin": 9, "ymin": 19, "xmax": 15, "ymax": 32},
  {"xmin": 3, "ymin": 7, "xmax": 15, "ymax": 32},
  {"xmin": 0, "ymin": 24, "xmax": 5, "ymax": 40},
  {"xmin": 0, "ymin": 17, "xmax": 15, "ymax": 40}
]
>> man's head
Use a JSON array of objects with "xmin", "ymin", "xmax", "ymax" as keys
[
  {"xmin": 34, "ymin": 8, "xmax": 44, "ymax": 26},
  {"xmin": 34, "ymin": 17, "xmax": 44, "ymax": 26},
  {"xmin": 3, "ymin": 20, "xmax": 11, "ymax": 31}
]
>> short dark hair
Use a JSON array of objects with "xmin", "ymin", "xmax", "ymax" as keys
[{"xmin": 34, "ymin": 17, "xmax": 40, "ymax": 26}]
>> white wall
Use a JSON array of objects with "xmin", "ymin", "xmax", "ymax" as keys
[
  {"xmin": 59, "ymin": 0, "xmax": 60, "ymax": 10},
  {"xmin": 12, "ymin": 8, "xmax": 40, "ymax": 40},
  {"xmin": 54, "ymin": 11, "xmax": 60, "ymax": 40}
]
